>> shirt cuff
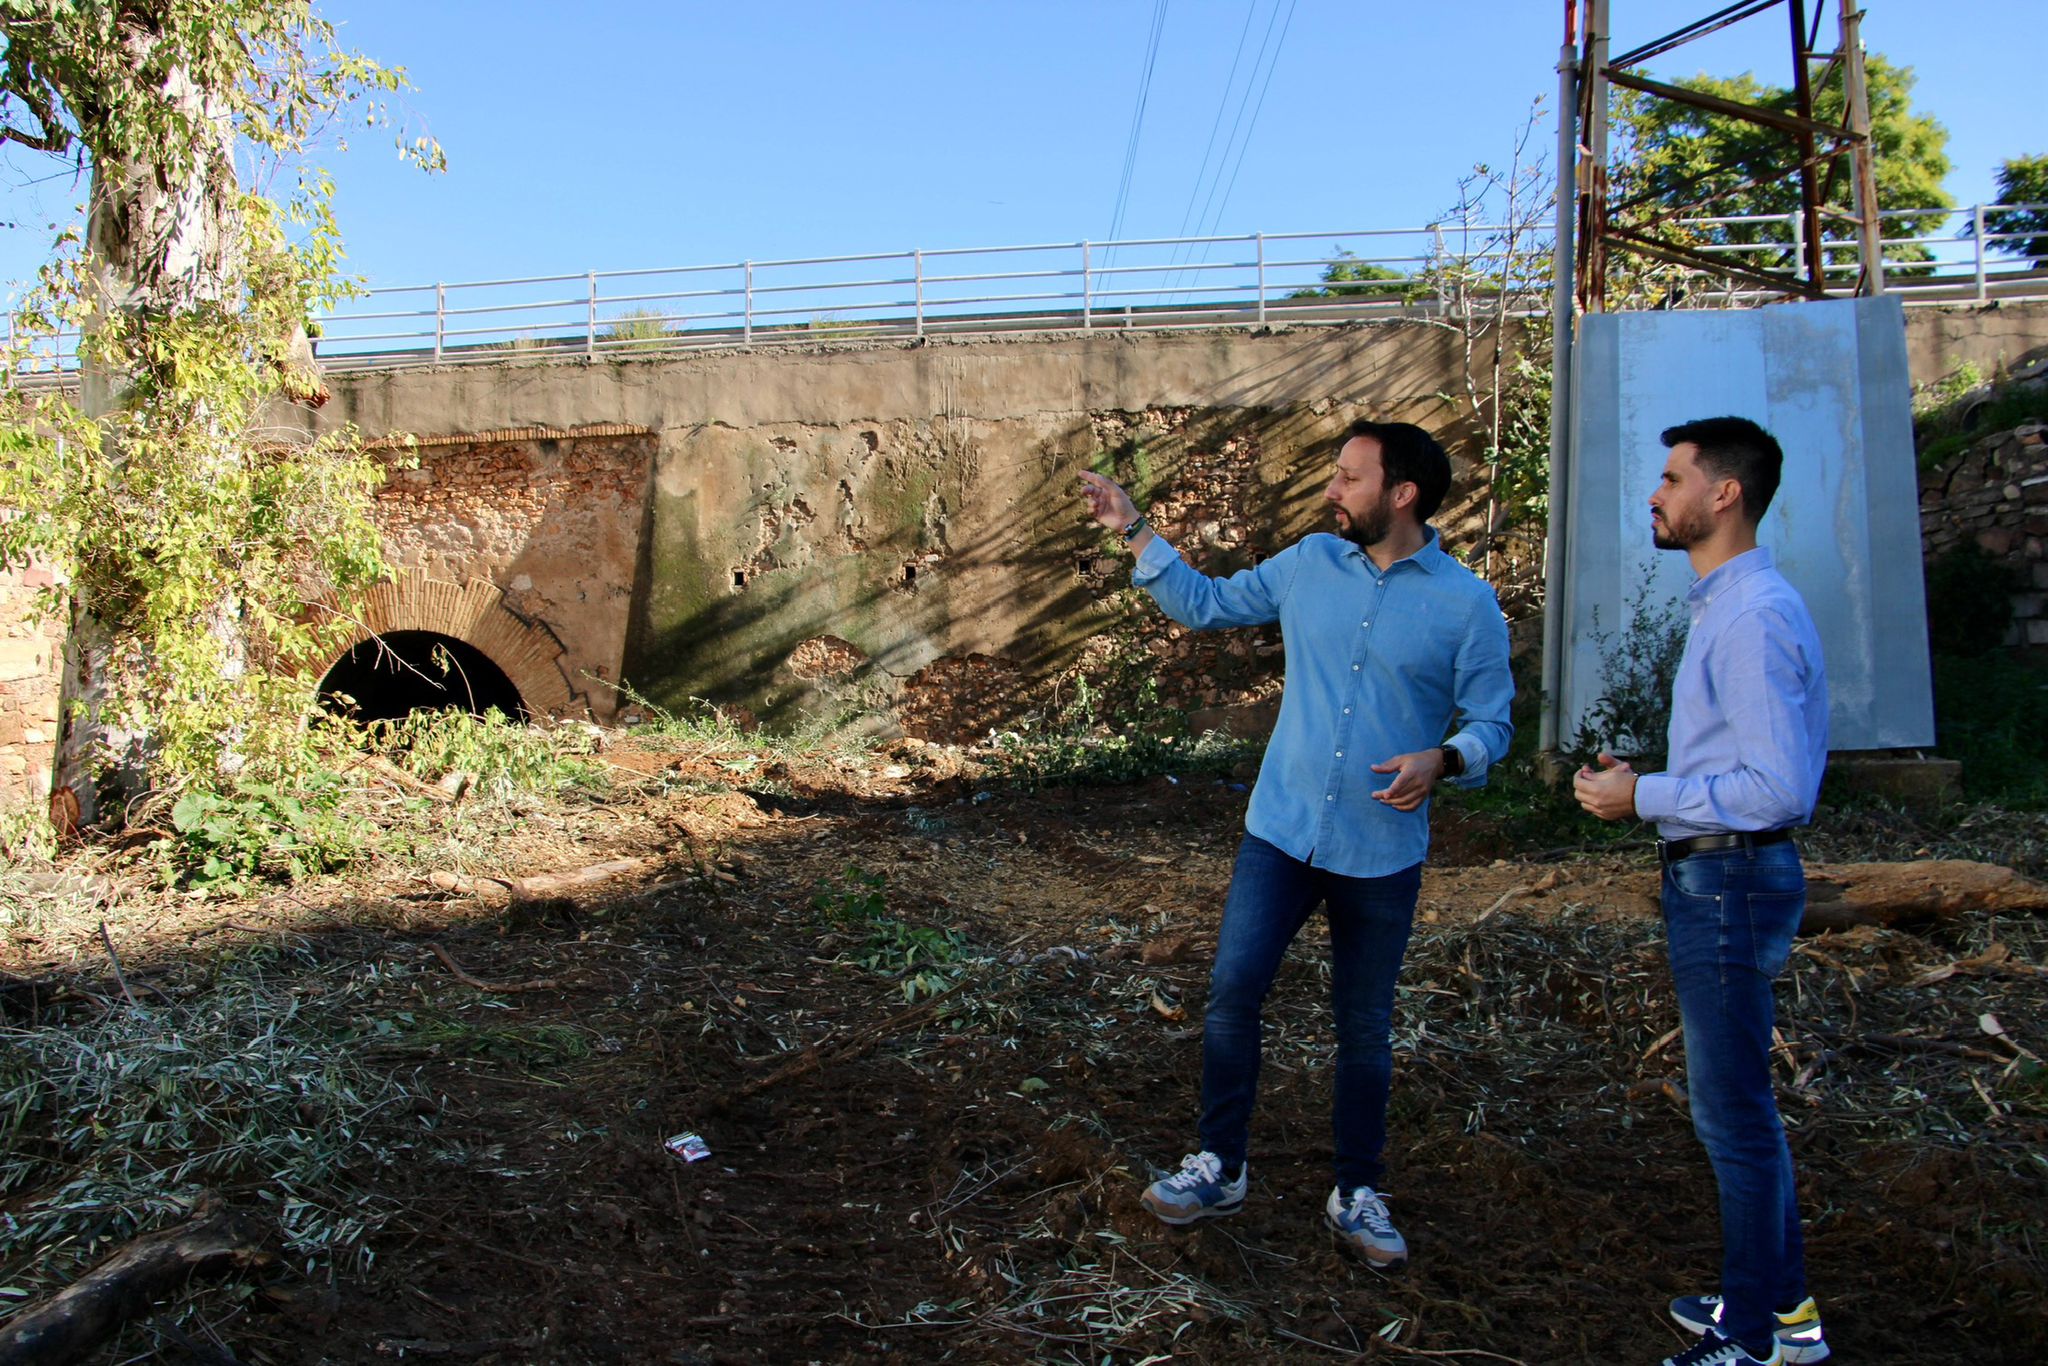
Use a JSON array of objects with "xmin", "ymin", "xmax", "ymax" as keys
[
  {"xmin": 1131, "ymin": 532, "xmax": 1178, "ymax": 584},
  {"xmin": 1631, "ymin": 772, "xmax": 1675, "ymax": 823},
  {"xmin": 1441, "ymin": 732, "xmax": 1487, "ymax": 786}
]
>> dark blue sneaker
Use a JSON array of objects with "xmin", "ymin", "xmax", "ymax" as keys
[
  {"xmin": 1140, "ymin": 1152, "xmax": 1246, "ymax": 1225},
  {"xmin": 1661, "ymin": 1328, "xmax": 1783, "ymax": 1366},
  {"xmin": 1324, "ymin": 1185, "xmax": 1408, "ymax": 1268},
  {"xmin": 1670, "ymin": 1294, "xmax": 1828, "ymax": 1363}
]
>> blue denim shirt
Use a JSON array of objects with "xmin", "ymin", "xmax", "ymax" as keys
[
  {"xmin": 1633, "ymin": 546, "xmax": 1829, "ymax": 839},
  {"xmin": 1133, "ymin": 528, "xmax": 1514, "ymax": 878}
]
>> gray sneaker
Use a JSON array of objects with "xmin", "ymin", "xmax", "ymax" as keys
[
  {"xmin": 1141, "ymin": 1152, "xmax": 1247, "ymax": 1225},
  {"xmin": 1325, "ymin": 1185, "xmax": 1407, "ymax": 1268}
]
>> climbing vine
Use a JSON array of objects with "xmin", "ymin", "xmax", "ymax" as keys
[{"xmin": 0, "ymin": 1, "xmax": 441, "ymax": 804}]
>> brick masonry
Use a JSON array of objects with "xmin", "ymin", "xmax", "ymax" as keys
[{"xmin": 0, "ymin": 554, "xmax": 64, "ymax": 809}]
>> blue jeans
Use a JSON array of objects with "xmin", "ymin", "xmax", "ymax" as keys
[
  {"xmin": 1662, "ymin": 841, "xmax": 1810, "ymax": 1357},
  {"xmin": 1198, "ymin": 834, "xmax": 1421, "ymax": 1191}
]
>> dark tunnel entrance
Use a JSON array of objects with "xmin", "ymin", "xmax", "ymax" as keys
[{"xmin": 318, "ymin": 631, "xmax": 528, "ymax": 723}]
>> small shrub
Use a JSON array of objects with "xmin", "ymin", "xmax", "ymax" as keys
[
  {"xmin": 364, "ymin": 708, "xmax": 606, "ymax": 800},
  {"xmin": 1571, "ymin": 586, "xmax": 1689, "ymax": 768},
  {"xmin": 813, "ymin": 865, "xmax": 967, "ymax": 999},
  {"xmin": 163, "ymin": 771, "xmax": 365, "ymax": 892}
]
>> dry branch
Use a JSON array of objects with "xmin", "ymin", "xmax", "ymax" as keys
[
  {"xmin": 0, "ymin": 1206, "xmax": 268, "ymax": 1366},
  {"xmin": 723, "ymin": 981, "xmax": 968, "ymax": 1104},
  {"xmin": 426, "ymin": 943, "xmax": 559, "ymax": 994}
]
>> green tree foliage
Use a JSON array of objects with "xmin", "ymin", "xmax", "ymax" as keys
[
  {"xmin": 0, "ymin": 1, "xmax": 439, "ymax": 813},
  {"xmin": 1611, "ymin": 55, "xmax": 1951, "ymax": 272},
  {"xmin": 1984, "ymin": 154, "xmax": 2048, "ymax": 268},
  {"xmin": 1289, "ymin": 248, "xmax": 1407, "ymax": 298}
]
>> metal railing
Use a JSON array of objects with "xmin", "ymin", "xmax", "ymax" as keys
[{"xmin": 9, "ymin": 205, "xmax": 2046, "ymax": 377}]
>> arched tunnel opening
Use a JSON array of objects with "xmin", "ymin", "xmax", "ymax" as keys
[{"xmin": 318, "ymin": 630, "xmax": 528, "ymax": 723}]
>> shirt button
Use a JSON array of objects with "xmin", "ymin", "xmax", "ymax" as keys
[
  {"xmin": 1336, "ymin": 750, "xmax": 1344, "ymax": 758},
  {"xmin": 1361, "ymin": 620, "xmax": 1370, "ymax": 627},
  {"xmin": 1352, "ymin": 664, "xmax": 1360, "ymax": 671},
  {"xmin": 1326, "ymin": 794, "xmax": 1335, "ymax": 802},
  {"xmin": 1343, "ymin": 707, "xmax": 1351, "ymax": 715}
]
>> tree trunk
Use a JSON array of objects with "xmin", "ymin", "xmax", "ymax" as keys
[
  {"xmin": 52, "ymin": 12, "xmax": 242, "ymax": 828},
  {"xmin": 0, "ymin": 1207, "xmax": 268, "ymax": 1366},
  {"xmin": 1801, "ymin": 860, "xmax": 2048, "ymax": 933}
]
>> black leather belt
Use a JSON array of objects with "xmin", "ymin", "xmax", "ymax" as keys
[{"xmin": 1658, "ymin": 828, "xmax": 1794, "ymax": 865}]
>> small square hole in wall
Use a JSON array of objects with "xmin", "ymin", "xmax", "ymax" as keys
[
  {"xmin": 904, "ymin": 564, "xmax": 917, "ymax": 586},
  {"xmin": 732, "ymin": 570, "xmax": 746, "ymax": 589}
]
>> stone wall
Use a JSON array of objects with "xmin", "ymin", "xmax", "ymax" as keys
[
  {"xmin": 1920, "ymin": 419, "xmax": 2048, "ymax": 645},
  {"xmin": 0, "ymin": 554, "xmax": 63, "ymax": 808}
]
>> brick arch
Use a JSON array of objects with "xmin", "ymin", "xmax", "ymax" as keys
[{"xmin": 324, "ymin": 569, "xmax": 585, "ymax": 717}]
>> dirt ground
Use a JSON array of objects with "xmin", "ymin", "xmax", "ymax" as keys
[{"xmin": 4, "ymin": 740, "xmax": 2047, "ymax": 1365}]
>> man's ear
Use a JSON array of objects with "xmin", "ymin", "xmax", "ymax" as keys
[
  {"xmin": 1710, "ymin": 477, "xmax": 1744, "ymax": 516},
  {"xmin": 1391, "ymin": 479, "xmax": 1420, "ymax": 511}
]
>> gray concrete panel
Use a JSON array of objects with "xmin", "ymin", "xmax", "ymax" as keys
[{"xmin": 1566, "ymin": 297, "xmax": 1933, "ymax": 755}]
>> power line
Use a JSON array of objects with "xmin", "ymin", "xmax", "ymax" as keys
[
  {"xmin": 1105, "ymin": 0, "xmax": 1171, "ymax": 269},
  {"xmin": 1168, "ymin": 0, "xmax": 1263, "ymax": 245},
  {"xmin": 1175, "ymin": 0, "xmax": 1299, "ymax": 298}
]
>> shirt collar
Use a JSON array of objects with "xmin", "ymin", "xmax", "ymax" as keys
[
  {"xmin": 1687, "ymin": 544, "xmax": 1774, "ymax": 604},
  {"xmin": 1341, "ymin": 525, "xmax": 1448, "ymax": 574}
]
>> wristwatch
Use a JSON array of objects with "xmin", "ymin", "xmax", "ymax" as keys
[
  {"xmin": 1437, "ymin": 744, "xmax": 1465, "ymax": 778},
  {"xmin": 1119, "ymin": 514, "xmax": 1149, "ymax": 543}
]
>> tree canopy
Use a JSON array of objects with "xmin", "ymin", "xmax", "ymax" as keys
[
  {"xmin": 1611, "ymin": 54, "xmax": 1951, "ymax": 271},
  {"xmin": 0, "ymin": 0, "xmax": 438, "ymax": 815},
  {"xmin": 1984, "ymin": 154, "xmax": 2048, "ymax": 269}
]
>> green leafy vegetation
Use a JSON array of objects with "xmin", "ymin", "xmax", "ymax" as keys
[
  {"xmin": 0, "ymin": 1, "xmax": 441, "ymax": 819},
  {"xmin": 1570, "ymin": 586, "xmax": 1690, "ymax": 769},
  {"xmin": 365, "ymin": 707, "xmax": 607, "ymax": 801},
  {"xmin": 164, "ymin": 771, "xmax": 365, "ymax": 893},
  {"xmin": 1611, "ymin": 55, "xmax": 1951, "ymax": 271},
  {"xmin": 1914, "ymin": 365, "xmax": 2048, "ymax": 470},
  {"xmin": 814, "ymin": 865, "xmax": 968, "ymax": 1001},
  {"xmin": 1984, "ymin": 153, "xmax": 2048, "ymax": 267}
]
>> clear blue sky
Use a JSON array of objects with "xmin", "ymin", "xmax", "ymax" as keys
[{"xmin": 0, "ymin": 1, "xmax": 2039, "ymax": 295}]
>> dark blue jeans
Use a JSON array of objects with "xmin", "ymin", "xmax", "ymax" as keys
[
  {"xmin": 1198, "ymin": 833, "xmax": 1422, "ymax": 1191},
  {"xmin": 1662, "ymin": 841, "xmax": 1809, "ymax": 1357}
]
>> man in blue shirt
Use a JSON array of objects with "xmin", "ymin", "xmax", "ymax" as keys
[
  {"xmin": 1575, "ymin": 417, "xmax": 1831, "ymax": 1366},
  {"xmin": 1079, "ymin": 420, "xmax": 1513, "ymax": 1267}
]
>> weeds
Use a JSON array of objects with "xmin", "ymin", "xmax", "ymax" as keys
[
  {"xmin": 364, "ymin": 707, "xmax": 606, "ymax": 801},
  {"xmin": 815, "ymin": 865, "xmax": 968, "ymax": 1000},
  {"xmin": 988, "ymin": 672, "xmax": 1255, "ymax": 789},
  {"xmin": 162, "ymin": 771, "xmax": 366, "ymax": 893}
]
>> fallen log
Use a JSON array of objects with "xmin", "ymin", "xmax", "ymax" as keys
[
  {"xmin": 0, "ymin": 1205, "xmax": 268, "ymax": 1366},
  {"xmin": 427, "ymin": 856, "xmax": 658, "ymax": 906},
  {"xmin": 1801, "ymin": 860, "xmax": 2048, "ymax": 933}
]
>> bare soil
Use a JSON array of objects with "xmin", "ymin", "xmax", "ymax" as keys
[{"xmin": 5, "ymin": 743, "xmax": 2046, "ymax": 1365}]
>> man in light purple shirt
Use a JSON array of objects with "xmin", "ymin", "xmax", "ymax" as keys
[{"xmin": 1576, "ymin": 417, "xmax": 1830, "ymax": 1366}]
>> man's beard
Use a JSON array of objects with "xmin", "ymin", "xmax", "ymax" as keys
[
  {"xmin": 1651, "ymin": 507, "xmax": 1705, "ymax": 550},
  {"xmin": 1336, "ymin": 490, "xmax": 1396, "ymax": 549}
]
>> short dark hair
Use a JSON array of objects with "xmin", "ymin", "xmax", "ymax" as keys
[
  {"xmin": 1341, "ymin": 420, "xmax": 1452, "ymax": 521},
  {"xmin": 1660, "ymin": 416, "xmax": 1783, "ymax": 523}
]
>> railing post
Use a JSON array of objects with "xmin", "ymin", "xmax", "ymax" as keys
[
  {"xmin": 586, "ymin": 272, "xmax": 598, "ymax": 358},
  {"xmin": 433, "ymin": 283, "xmax": 445, "ymax": 362},
  {"xmin": 1788, "ymin": 211, "xmax": 1805, "ymax": 295},
  {"xmin": 1974, "ymin": 202, "xmax": 1988, "ymax": 303},
  {"xmin": 1255, "ymin": 233, "xmax": 1266, "ymax": 325},
  {"xmin": 1081, "ymin": 241, "xmax": 1092, "ymax": 333},
  {"xmin": 743, "ymin": 261, "xmax": 753, "ymax": 343},
  {"xmin": 913, "ymin": 249, "xmax": 924, "ymax": 337}
]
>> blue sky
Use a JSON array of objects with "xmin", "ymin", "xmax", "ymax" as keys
[{"xmin": 0, "ymin": 1, "xmax": 2039, "ymax": 295}]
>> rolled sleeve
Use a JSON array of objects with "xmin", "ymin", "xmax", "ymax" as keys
[{"xmin": 1440, "ymin": 594, "xmax": 1515, "ymax": 788}]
